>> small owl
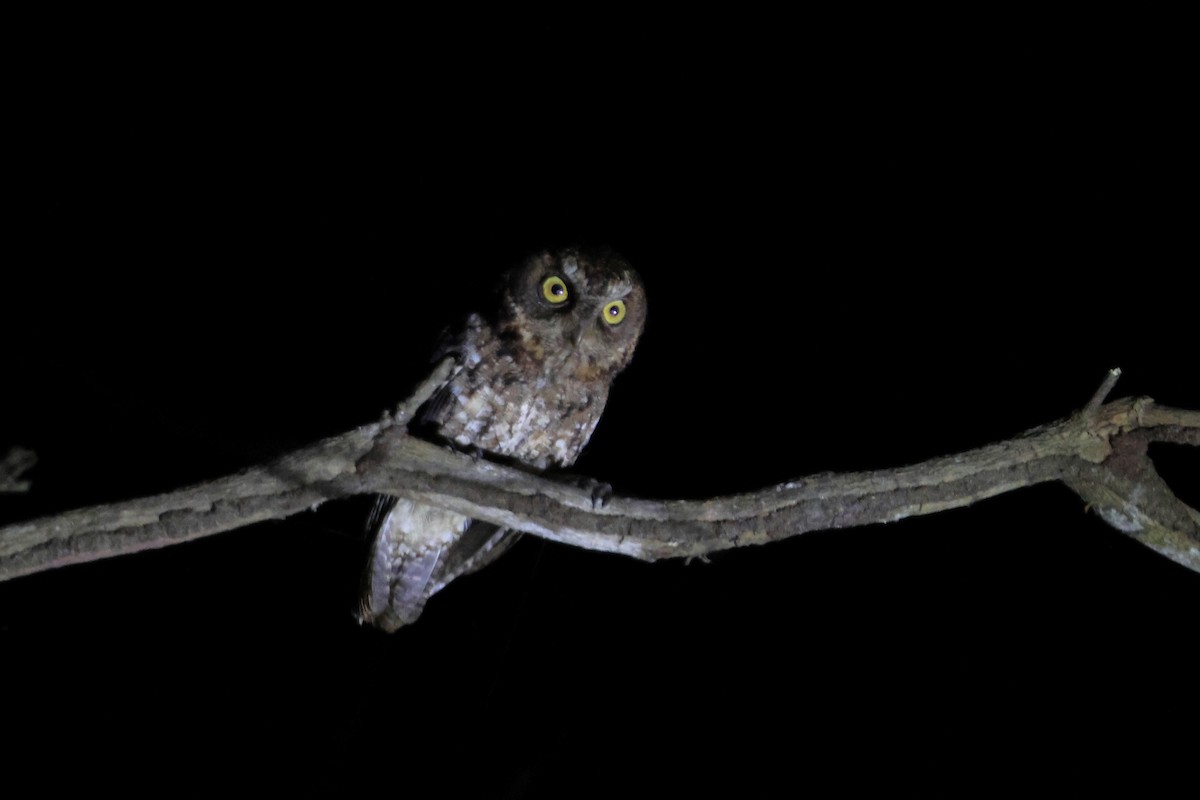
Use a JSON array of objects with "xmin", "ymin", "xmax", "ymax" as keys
[{"xmin": 359, "ymin": 247, "xmax": 647, "ymax": 631}]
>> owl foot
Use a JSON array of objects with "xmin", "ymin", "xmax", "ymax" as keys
[
  {"xmin": 440, "ymin": 441, "xmax": 487, "ymax": 462},
  {"xmin": 572, "ymin": 476, "xmax": 613, "ymax": 509}
]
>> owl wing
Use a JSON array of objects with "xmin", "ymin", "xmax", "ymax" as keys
[
  {"xmin": 413, "ymin": 378, "xmax": 458, "ymax": 432},
  {"xmin": 427, "ymin": 522, "xmax": 522, "ymax": 589},
  {"xmin": 359, "ymin": 495, "xmax": 471, "ymax": 632},
  {"xmin": 358, "ymin": 313, "xmax": 523, "ymax": 631},
  {"xmin": 409, "ymin": 315, "xmax": 482, "ymax": 434},
  {"xmin": 359, "ymin": 497, "xmax": 522, "ymax": 631}
]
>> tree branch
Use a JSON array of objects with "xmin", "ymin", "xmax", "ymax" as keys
[{"xmin": 2, "ymin": 377, "xmax": 1198, "ymax": 584}]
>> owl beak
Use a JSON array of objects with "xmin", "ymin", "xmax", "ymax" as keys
[{"xmin": 564, "ymin": 324, "xmax": 585, "ymax": 348}]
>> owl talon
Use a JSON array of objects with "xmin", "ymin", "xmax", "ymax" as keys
[
  {"xmin": 445, "ymin": 442, "xmax": 487, "ymax": 462},
  {"xmin": 579, "ymin": 477, "xmax": 613, "ymax": 509}
]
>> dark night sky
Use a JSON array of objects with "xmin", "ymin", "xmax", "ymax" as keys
[{"xmin": 2, "ymin": 44, "xmax": 1196, "ymax": 795}]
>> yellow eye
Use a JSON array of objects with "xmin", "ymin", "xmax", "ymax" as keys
[
  {"xmin": 602, "ymin": 299, "xmax": 627, "ymax": 325},
  {"xmin": 542, "ymin": 276, "xmax": 569, "ymax": 304}
]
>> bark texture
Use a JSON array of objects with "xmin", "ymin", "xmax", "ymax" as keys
[{"xmin": 1, "ymin": 371, "xmax": 1197, "ymax": 584}]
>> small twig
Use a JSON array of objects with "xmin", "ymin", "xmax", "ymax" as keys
[
  {"xmin": 393, "ymin": 357, "xmax": 455, "ymax": 424},
  {"xmin": 0, "ymin": 447, "xmax": 37, "ymax": 493},
  {"xmin": 1085, "ymin": 367, "xmax": 1122, "ymax": 419}
]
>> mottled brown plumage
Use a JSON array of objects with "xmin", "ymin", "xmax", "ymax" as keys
[{"xmin": 359, "ymin": 248, "xmax": 646, "ymax": 631}]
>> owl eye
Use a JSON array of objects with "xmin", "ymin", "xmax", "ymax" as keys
[
  {"xmin": 542, "ymin": 276, "xmax": 569, "ymax": 304},
  {"xmin": 602, "ymin": 300, "xmax": 627, "ymax": 325}
]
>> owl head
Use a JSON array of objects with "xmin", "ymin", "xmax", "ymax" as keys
[{"xmin": 501, "ymin": 248, "xmax": 647, "ymax": 378}]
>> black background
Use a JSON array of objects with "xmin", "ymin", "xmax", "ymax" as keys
[{"xmin": 2, "ymin": 32, "xmax": 1196, "ymax": 796}]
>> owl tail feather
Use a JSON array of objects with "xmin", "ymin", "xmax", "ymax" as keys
[
  {"xmin": 357, "ymin": 499, "xmax": 518, "ymax": 632},
  {"xmin": 358, "ymin": 540, "xmax": 443, "ymax": 633}
]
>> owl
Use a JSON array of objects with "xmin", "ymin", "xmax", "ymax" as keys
[{"xmin": 359, "ymin": 247, "xmax": 647, "ymax": 631}]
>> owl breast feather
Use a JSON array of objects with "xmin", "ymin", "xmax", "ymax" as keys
[{"xmin": 430, "ymin": 324, "xmax": 612, "ymax": 469}]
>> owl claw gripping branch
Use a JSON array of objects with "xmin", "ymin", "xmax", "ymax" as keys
[{"xmin": 358, "ymin": 248, "xmax": 647, "ymax": 631}]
